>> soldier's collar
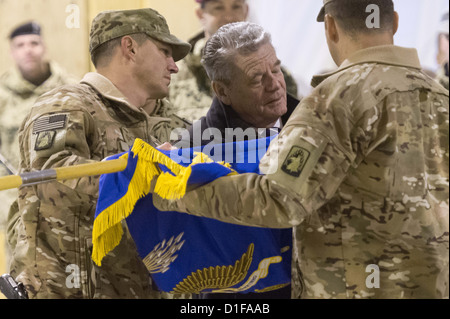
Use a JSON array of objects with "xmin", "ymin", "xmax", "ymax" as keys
[
  {"xmin": 4, "ymin": 61, "xmax": 57, "ymax": 95},
  {"xmin": 311, "ymin": 45, "xmax": 421, "ymax": 87},
  {"xmin": 80, "ymin": 72, "xmax": 141, "ymax": 112},
  {"xmin": 7, "ymin": 66, "xmax": 38, "ymax": 94}
]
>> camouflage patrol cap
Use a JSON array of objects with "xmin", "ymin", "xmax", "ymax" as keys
[
  {"xmin": 317, "ymin": 0, "xmax": 335, "ymax": 22},
  {"xmin": 89, "ymin": 8, "xmax": 191, "ymax": 62}
]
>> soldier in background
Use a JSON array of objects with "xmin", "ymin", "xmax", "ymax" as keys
[
  {"xmin": 168, "ymin": 0, "xmax": 299, "ymax": 122},
  {"xmin": 7, "ymin": 8, "xmax": 191, "ymax": 299},
  {"xmin": 0, "ymin": 22, "xmax": 77, "ymax": 271},
  {"xmin": 154, "ymin": 0, "xmax": 449, "ymax": 298},
  {"xmin": 0, "ymin": 22, "xmax": 77, "ymax": 177}
]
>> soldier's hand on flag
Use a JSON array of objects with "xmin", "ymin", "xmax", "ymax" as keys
[{"xmin": 157, "ymin": 142, "xmax": 177, "ymax": 151}]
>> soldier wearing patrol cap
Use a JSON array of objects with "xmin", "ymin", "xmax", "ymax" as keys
[
  {"xmin": 7, "ymin": 8, "xmax": 191, "ymax": 299},
  {"xmin": 167, "ymin": 0, "xmax": 299, "ymax": 122},
  {"xmin": 154, "ymin": 0, "xmax": 449, "ymax": 299}
]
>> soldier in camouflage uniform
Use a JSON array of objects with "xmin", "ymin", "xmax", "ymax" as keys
[
  {"xmin": 168, "ymin": 0, "xmax": 299, "ymax": 122},
  {"xmin": 0, "ymin": 22, "xmax": 77, "ymax": 176},
  {"xmin": 7, "ymin": 8, "xmax": 191, "ymax": 299},
  {"xmin": 0, "ymin": 22, "xmax": 77, "ymax": 227},
  {"xmin": 154, "ymin": 0, "xmax": 449, "ymax": 299}
]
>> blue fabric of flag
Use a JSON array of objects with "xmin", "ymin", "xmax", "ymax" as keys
[{"xmin": 93, "ymin": 136, "xmax": 292, "ymax": 295}]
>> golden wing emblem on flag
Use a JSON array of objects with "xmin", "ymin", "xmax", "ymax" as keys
[{"xmin": 171, "ymin": 244, "xmax": 254, "ymax": 294}]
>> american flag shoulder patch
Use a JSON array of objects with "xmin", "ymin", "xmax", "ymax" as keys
[{"xmin": 33, "ymin": 114, "xmax": 67, "ymax": 134}]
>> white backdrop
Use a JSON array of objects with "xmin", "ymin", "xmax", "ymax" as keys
[{"xmin": 247, "ymin": 0, "xmax": 449, "ymax": 96}]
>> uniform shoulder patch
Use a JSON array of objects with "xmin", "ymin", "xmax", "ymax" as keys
[
  {"xmin": 281, "ymin": 146, "xmax": 310, "ymax": 177},
  {"xmin": 33, "ymin": 114, "xmax": 67, "ymax": 134},
  {"xmin": 32, "ymin": 114, "xmax": 68, "ymax": 153},
  {"xmin": 35, "ymin": 130, "xmax": 56, "ymax": 151}
]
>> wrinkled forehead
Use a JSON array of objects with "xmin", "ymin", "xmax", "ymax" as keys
[{"xmin": 233, "ymin": 43, "xmax": 279, "ymax": 74}]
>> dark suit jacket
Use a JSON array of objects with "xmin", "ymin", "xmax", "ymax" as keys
[{"xmin": 177, "ymin": 93, "xmax": 300, "ymax": 148}]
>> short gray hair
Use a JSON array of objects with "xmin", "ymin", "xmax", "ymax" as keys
[{"xmin": 201, "ymin": 22, "xmax": 272, "ymax": 85}]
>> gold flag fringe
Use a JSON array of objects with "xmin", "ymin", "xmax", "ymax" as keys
[{"xmin": 92, "ymin": 139, "xmax": 235, "ymax": 266}]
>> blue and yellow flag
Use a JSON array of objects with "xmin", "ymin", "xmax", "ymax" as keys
[{"xmin": 93, "ymin": 137, "xmax": 292, "ymax": 294}]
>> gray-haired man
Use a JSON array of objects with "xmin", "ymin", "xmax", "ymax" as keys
[
  {"xmin": 177, "ymin": 22, "xmax": 300, "ymax": 299},
  {"xmin": 168, "ymin": 0, "xmax": 299, "ymax": 122}
]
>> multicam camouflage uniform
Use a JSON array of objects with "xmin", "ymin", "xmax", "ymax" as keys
[
  {"xmin": 7, "ymin": 72, "xmax": 189, "ymax": 299},
  {"xmin": 0, "ymin": 62, "xmax": 76, "ymax": 229},
  {"xmin": 155, "ymin": 45, "xmax": 449, "ymax": 299},
  {"xmin": 7, "ymin": 8, "xmax": 191, "ymax": 299},
  {"xmin": 168, "ymin": 32, "xmax": 299, "ymax": 122}
]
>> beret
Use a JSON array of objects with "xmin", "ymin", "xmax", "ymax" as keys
[{"xmin": 10, "ymin": 22, "xmax": 41, "ymax": 39}]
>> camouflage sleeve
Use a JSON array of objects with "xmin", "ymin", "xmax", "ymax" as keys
[
  {"xmin": 153, "ymin": 94, "xmax": 364, "ymax": 228},
  {"xmin": 153, "ymin": 171, "xmax": 307, "ymax": 228},
  {"xmin": 7, "ymin": 98, "xmax": 100, "ymax": 261},
  {"xmin": 0, "ymin": 91, "xmax": 8, "ymax": 174},
  {"xmin": 19, "ymin": 93, "xmax": 101, "ymax": 197},
  {"xmin": 152, "ymin": 129, "xmax": 351, "ymax": 228},
  {"xmin": 6, "ymin": 199, "xmax": 19, "ymax": 250}
]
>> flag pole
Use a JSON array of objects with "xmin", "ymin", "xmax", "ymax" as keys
[{"xmin": 0, "ymin": 158, "xmax": 128, "ymax": 191}]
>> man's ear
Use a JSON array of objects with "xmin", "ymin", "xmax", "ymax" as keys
[
  {"xmin": 243, "ymin": 3, "xmax": 250, "ymax": 20},
  {"xmin": 392, "ymin": 11, "xmax": 399, "ymax": 35},
  {"xmin": 325, "ymin": 14, "xmax": 339, "ymax": 44},
  {"xmin": 40, "ymin": 38, "xmax": 47, "ymax": 55},
  {"xmin": 212, "ymin": 81, "xmax": 232, "ymax": 105},
  {"xmin": 195, "ymin": 7, "xmax": 205, "ymax": 21},
  {"xmin": 120, "ymin": 35, "xmax": 137, "ymax": 61}
]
